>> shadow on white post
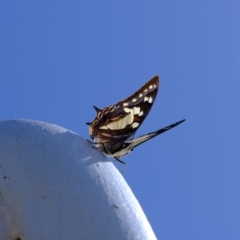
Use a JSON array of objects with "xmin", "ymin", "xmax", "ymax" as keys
[{"xmin": 0, "ymin": 120, "xmax": 157, "ymax": 240}]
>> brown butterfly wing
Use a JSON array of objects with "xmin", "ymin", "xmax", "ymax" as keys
[{"xmin": 89, "ymin": 76, "xmax": 160, "ymax": 144}]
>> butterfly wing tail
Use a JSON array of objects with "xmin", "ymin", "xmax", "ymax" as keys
[{"xmin": 128, "ymin": 119, "xmax": 186, "ymax": 149}]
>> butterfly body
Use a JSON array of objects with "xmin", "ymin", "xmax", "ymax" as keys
[{"xmin": 87, "ymin": 76, "xmax": 185, "ymax": 165}]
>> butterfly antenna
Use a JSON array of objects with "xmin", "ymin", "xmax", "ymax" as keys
[{"xmin": 93, "ymin": 106, "xmax": 101, "ymax": 113}]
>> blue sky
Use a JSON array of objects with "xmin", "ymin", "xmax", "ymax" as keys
[{"xmin": 1, "ymin": 1, "xmax": 240, "ymax": 239}]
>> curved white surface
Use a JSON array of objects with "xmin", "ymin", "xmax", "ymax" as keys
[{"xmin": 0, "ymin": 119, "xmax": 157, "ymax": 240}]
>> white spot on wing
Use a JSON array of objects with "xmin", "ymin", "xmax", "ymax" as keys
[
  {"xmin": 139, "ymin": 111, "xmax": 143, "ymax": 116},
  {"xmin": 99, "ymin": 126, "xmax": 108, "ymax": 129},
  {"xmin": 123, "ymin": 102, "xmax": 129, "ymax": 106},
  {"xmin": 144, "ymin": 96, "xmax": 149, "ymax": 102},
  {"xmin": 132, "ymin": 98, "xmax": 137, "ymax": 102},
  {"xmin": 144, "ymin": 89, "xmax": 148, "ymax": 92},
  {"xmin": 133, "ymin": 107, "xmax": 140, "ymax": 115},
  {"xmin": 132, "ymin": 122, "xmax": 139, "ymax": 128},
  {"xmin": 149, "ymin": 85, "xmax": 153, "ymax": 89},
  {"xmin": 139, "ymin": 93, "xmax": 143, "ymax": 98},
  {"xmin": 153, "ymin": 84, "xmax": 156, "ymax": 88},
  {"xmin": 148, "ymin": 96, "xmax": 153, "ymax": 103},
  {"xmin": 123, "ymin": 107, "xmax": 131, "ymax": 113}
]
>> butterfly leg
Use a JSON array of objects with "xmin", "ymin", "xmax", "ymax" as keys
[
  {"xmin": 86, "ymin": 139, "xmax": 96, "ymax": 144},
  {"xmin": 86, "ymin": 139, "xmax": 104, "ymax": 150},
  {"xmin": 114, "ymin": 157, "xmax": 127, "ymax": 174}
]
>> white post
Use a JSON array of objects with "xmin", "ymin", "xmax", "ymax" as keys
[{"xmin": 0, "ymin": 120, "xmax": 157, "ymax": 240}]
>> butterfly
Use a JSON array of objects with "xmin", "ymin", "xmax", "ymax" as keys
[{"xmin": 86, "ymin": 76, "xmax": 185, "ymax": 171}]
